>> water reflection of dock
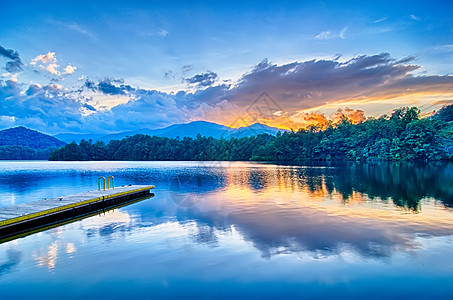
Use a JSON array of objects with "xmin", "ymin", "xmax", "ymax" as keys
[{"xmin": 0, "ymin": 185, "xmax": 154, "ymax": 240}]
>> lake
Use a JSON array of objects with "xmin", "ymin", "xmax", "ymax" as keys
[{"xmin": 0, "ymin": 161, "xmax": 452, "ymax": 299}]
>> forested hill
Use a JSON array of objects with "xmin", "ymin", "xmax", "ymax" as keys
[
  {"xmin": 49, "ymin": 106, "xmax": 453, "ymax": 162},
  {"xmin": 0, "ymin": 126, "xmax": 66, "ymax": 160},
  {"xmin": 0, "ymin": 126, "xmax": 65, "ymax": 148}
]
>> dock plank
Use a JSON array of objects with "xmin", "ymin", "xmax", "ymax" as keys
[{"xmin": 0, "ymin": 185, "xmax": 154, "ymax": 224}]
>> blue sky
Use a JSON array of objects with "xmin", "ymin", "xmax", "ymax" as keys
[{"xmin": 1, "ymin": 0, "xmax": 453, "ymax": 134}]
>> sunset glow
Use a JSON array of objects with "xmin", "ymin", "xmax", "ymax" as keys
[
  {"xmin": 1, "ymin": 2, "xmax": 453, "ymax": 298},
  {"xmin": 1, "ymin": 1, "xmax": 453, "ymax": 134}
]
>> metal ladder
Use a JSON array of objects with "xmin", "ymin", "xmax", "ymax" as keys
[{"xmin": 98, "ymin": 176, "xmax": 114, "ymax": 191}]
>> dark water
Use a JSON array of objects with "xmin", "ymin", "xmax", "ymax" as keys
[{"xmin": 0, "ymin": 161, "xmax": 452, "ymax": 299}]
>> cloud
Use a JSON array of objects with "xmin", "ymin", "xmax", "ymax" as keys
[
  {"xmin": 0, "ymin": 46, "xmax": 21, "ymax": 61},
  {"xmin": 83, "ymin": 103, "xmax": 96, "ymax": 111},
  {"xmin": 85, "ymin": 78, "xmax": 132, "ymax": 96},
  {"xmin": 373, "ymin": 17, "xmax": 388, "ymax": 23},
  {"xmin": 164, "ymin": 70, "xmax": 176, "ymax": 79},
  {"xmin": 410, "ymin": 14, "xmax": 421, "ymax": 21},
  {"xmin": 182, "ymin": 65, "xmax": 193, "ymax": 75},
  {"xmin": 0, "ymin": 45, "xmax": 23, "ymax": 73},
  {"xmin": 47, "ymin": 83, "xmax": 63, "ymax": 90},
  {"xmin": 30, "ymin": 52, "xmax": 56, "ymax": 65},
  {"xmin": 63, "ymin": 65, "xmax": 77, "ymax": 74},
  {"xmin": 314, "ymin": 27, "xmax": 348, "ymax": 40},
  {"xmin": 1, "ymin": 72, "xmax": 20, "ymax": 83},
  {"xmin": 290, "ymin": 112, "xmax": 330, "ymax": 129},
  {"xmin": 314, "ymin": 31, "xmax": 332, "ymax": 40},
  {"xmin": 164, "ymin": 65, "xmax": 194, "ymax": 80},
  {"xmin": 179, "ymin": 53, "xmax": 453, "ymax": 128},
  {"xmin": 185, "ymin": 71, "xmax": 219, "ymax": 88},
  {"xmin": 0, "ymin": 76, "xmax": 233, "ymax": 133},
  {"xmin": 89, "ymin": 89, "xmax": 190, "ymax": 130},
  {"xmin": 223, "ymin": 54, "xmax": 422, "ymax": 111},
  {"xmin": 30, "ymin": 52, "xmax": 77, "ymax": 76},
  {"xmin": 157, "ymin": 29, "xmax": 169, "ymax": 37},
  {"xmin": 64, "ymin": 22, "xmax": 97, "ymax": 40},
  {"xmin": 47, "ymin": 20, "xmax": 97, "ymax": 41},
  {"xmin": 0, "ymin": 80, "xmax": 87, "ymax": 133},
  {"xmin": 339, "ymin": 27, "xmax": 348, "ymax": 39},
  {"xmin": 330, "ymin": 107, "xmax": 366, "ymax": 124},
  {"xmin": 46, "ymin": 63, "xmax": 60, "ymax": 75},
  {"xmin": 139, "ymin": 28, "xmax": 170, "ymax": 38},
  {"xmin": 10, "ymin": 74, "xmax": 19, "ymax": 82},
  {"xmin": 3, "ymin": 53, "xmax": 453, "ymax": 134},
  {"xmin": 97, "ymin": 79, "xmax": 128, "ymax": 95}
]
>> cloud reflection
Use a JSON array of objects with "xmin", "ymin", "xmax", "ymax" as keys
[
  {"xmin": 156, "ymin": 162, "xmax": 453, "ymax": 259},
  {"xmin": 0, "ymin": 249, "xmax": 22, "ymax": 276},
  {"xmin": 33, "ymin": 241, "xmax": 59, "ymax": 270},
  {"xmin": 5, "ymin": 162, "xmax": 453, "ymax": 267}
]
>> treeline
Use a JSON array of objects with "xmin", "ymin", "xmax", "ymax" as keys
[
  {"xmin": 49, "ymin": 106, "xmax": 453, "ymax": 162},
  {"xmin": 0, "ymin": 145, "xmax": 59, "ymax": 160}
]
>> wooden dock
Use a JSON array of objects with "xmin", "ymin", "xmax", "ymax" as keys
[{"xmin": 0, "ymin": 185, "xmax": 154, "ymax": 239}]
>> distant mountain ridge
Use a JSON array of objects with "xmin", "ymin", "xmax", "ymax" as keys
[
  {"xmin": 0, "ymin": 126, "xmax": 66, "ymax": 149},
  {"xmin": 0, "ymin": 126, "xmax": 66, "ymax": 160},
  {"xmin": 53, "ymin": 133, "xmax": 105, "ymax": 144},
  {"xmin": 55, "ymin": 121, "xmax": 287, "ymax": 143}
]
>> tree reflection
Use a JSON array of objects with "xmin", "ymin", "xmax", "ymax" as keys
[
  {"xmin": 332, "ymin": 162, "xmax": 453, "ymax": 211},
  {"xmin": 278, "ymin": 162, "xmax": 453, "ymax": 211}
]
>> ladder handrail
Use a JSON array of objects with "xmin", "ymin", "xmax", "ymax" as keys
[
  {"xmin": 107, "ymin": 176, "xmax": 115, "ymax": 189},
  {"xmin": 98, "ymin": 177, "xmax": 106, "ymax": 191}
]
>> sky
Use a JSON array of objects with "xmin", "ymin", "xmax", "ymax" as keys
[{"xmin": 1, "ymin": 0, "xmax": 453, "ymax": 134}]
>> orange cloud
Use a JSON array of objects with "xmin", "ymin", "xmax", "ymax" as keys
[
  {"xmin": 30, "ymin": 52, "xmax": 56, "ymax": 65},
  {"xmin": 225, "ymin": 107, "xmax": 367, "ymax": 131},
  {"xmin": 330, "ymin": 107, "xmax": 366, "ymax": 124},
  {"xmin": 290, "ymin": 112, "xmax": 330, "ymax": 129},
  {"xmin": 30, "ymin": 52, "xmax": 77, "ymax": 76}
]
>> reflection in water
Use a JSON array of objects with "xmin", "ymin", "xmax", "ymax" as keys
[
  {"xmin": 84, "ymin": 210, "xmax": 133, "ymax": 242},
  {"xmin": 34, "ymin": 240, "xmax": 59, "ymax": 270},
  {"xmin": 0, "ymin": 248, "xmax": 22, "ymax": 276},
  {"xmin": 157, "ymin": 161, "xmax": 453, "ymax": 259},
  {"xmin": 173, "ymin": 193, "xmax": 451, "ymax": 259},
  {"xmin": 309, "ymin": 162, "xmax": 453, "ymax": 210},
  {"xmin": 66, "ymin": 243, "xmax": 76, "ymax": 256},
  {"xmin": 28, "ymin": 209, "xmax": 138, "ymax": 271},
  {"xmin": 0, "ymin": 161, "xmax": 453, "ymax": 298}
]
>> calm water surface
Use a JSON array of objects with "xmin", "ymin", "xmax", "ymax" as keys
[{"xmin": 0, "ymin": 161, "xmax": 452, "ymax": 299}]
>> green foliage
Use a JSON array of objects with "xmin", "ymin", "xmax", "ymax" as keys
[
  {"xmin": 49, "ymin": 106, "xmax": 452, "ymax": 162},
  {"xmin": 301, "ymin": 161, "xmax": 453, "ymax": 212},
  {"xmin": 0, "ymin": 145, "xmax": 58, "ymax": 160},
  {"xmin": 0, "ymin": 126, "xmax": 65, "ymax": 160},
  {"xmin": 390, "ymin": 106, "xmax": 420, "ymax": 125},
  {"xmin": 432, "ymin": 104, "xmax": 453, "ymax": 122}
]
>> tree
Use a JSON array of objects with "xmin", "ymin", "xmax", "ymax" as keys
[{"xmin": 49, "ymin": 106, "xmax": 452, "ymax": 162}]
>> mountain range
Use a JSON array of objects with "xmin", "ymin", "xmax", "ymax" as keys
[
  {"xmin": 0, "ymin": 126, "xmax": 65, "ymax": 149},
  {"xmin": 0, "ymin": 126, "xmax": 66, "ymax": 160},
  {"xmin": 55, "ymin": 121, "xmax": 287, "ymax": 143}
]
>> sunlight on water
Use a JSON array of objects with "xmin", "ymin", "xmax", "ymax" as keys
[{"xmin": 0, "ymin": 161, "xmax": 452, "ymax": 298}]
